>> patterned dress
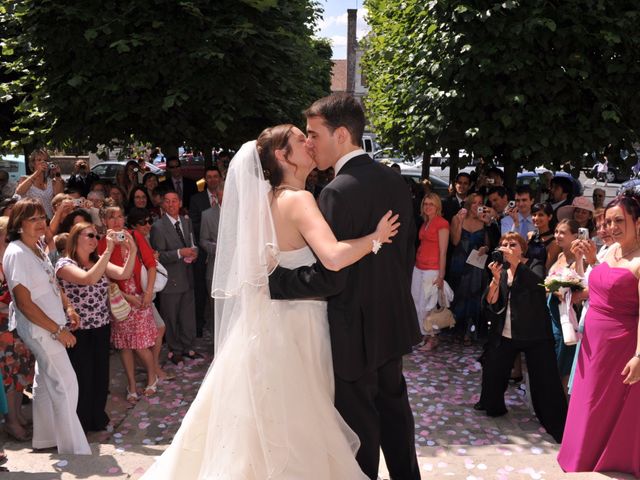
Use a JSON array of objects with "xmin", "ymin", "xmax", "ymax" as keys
[
  {"xmin": 97, "ymin": 234, "xmax": 157, "ymax": 350},
  {"xmin": 0, "ymin": 275, "xmax": 35, "ymax": 394}
]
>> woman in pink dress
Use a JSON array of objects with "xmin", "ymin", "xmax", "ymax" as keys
[{"xmin": 558, "ymin": 192, "xmax": 640, "ymax": 476}]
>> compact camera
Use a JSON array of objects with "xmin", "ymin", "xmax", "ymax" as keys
[
  {"xmin": 507, "ymin": 200, "xmax": 516, "ymax": 210},
  {"xmin": 477, "ymin": 206, "xmax": 485, "ymax": 214},
  {"xmin": 578, "ymin": 227, "xmax": 589, "ymax": 240},
  {"xmin": 115, "ymin": 232, "xmax": 126, "ymax": 242},
  {"xmin": 72, "ymin": 198, "xmax": 83, "ymax": 207}
]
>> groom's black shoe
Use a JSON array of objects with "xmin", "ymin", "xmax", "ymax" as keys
[{"xmin": 473, "ymin": 401, "xmax": 486, "ymax": 411}]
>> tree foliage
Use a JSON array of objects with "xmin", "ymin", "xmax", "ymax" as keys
[
  {"xmin": 362, "ymin": 0, "xmax": 640, "ymax": 180},
  {"xmin": 0, "ymin": 0, "xmax": 332, "ymax": 154}
]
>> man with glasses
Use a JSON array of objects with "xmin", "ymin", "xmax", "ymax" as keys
[{"xmin": 160, "ymin": 156, "xmax": 198, "ymax": 209}]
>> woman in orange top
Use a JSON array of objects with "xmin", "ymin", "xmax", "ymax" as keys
[{"xmin": 411, "ymin": 193, "xmax": 449, "ymax": 351}]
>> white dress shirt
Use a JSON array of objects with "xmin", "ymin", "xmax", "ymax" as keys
[{"xmin": 334, "ymin": 149, "xmax": 367, "ymax": 175}]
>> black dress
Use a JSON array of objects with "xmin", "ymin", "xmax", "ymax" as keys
[{"xmin": 527, "ymin": 231, "xmax": 553, "ymax": 265}]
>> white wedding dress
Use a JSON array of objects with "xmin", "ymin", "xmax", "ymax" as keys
[{"xmin": 142, "ymin": 246, "xmax": 367, "ymax": 479}]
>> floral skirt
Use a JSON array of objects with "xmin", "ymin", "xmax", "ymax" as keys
[
  {"xmin": 0, "ymin": 313, "xmax": 35, "ymax": 393},
  {"xmin": 110, "ymin": 277, "xmax": 157, "ymax": 350}
]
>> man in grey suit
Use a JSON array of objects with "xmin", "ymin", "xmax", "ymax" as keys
[
  {"xmin": 199, "ymin": 182, "xmax": 222, "ymax": 337},
  {"xmin": 150, "ymin": 191, "xmax": 199, "ymax": 364}
]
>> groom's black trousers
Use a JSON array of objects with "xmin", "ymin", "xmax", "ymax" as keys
[{"xmin": 335, "ymin": 356, "xmax": 420, "ymax": 480}]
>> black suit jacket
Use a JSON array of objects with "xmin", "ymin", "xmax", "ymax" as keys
[
  {"xmin": 482, "ymin": 259, "xmax": 554, "ymax": 346},
  {"xmin": 442, "ymin": 195, "xmax": 463, "ymax": 223},
  {"xmin": 188, "ymin": 190, "xmax": 213, "ymax": 243},
  {"xmin": 160, "ymin": 177, "xmax": 198, "ymax": 209},
  {"xmin": 269, "ymin": 154, "xmax": 421, "ymax": 381}
]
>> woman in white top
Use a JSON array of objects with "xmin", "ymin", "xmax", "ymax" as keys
[
  {"xmin": 15, "ymin": 149, "xmax": 64, "ymax": 219},
  {"xmin": 2, "ymin": 198, "xmax": 90, "ymax": 454}
]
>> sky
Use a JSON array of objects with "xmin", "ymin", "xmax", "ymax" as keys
[{"xmin": 316, "ymin": 0, "xmax": 371, "ymax": 59}]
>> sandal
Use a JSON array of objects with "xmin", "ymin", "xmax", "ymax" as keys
[
  {"xmin": 126, "ymin": 388, "xmax": 140, "ymax": 404},
  {"xmin": 144, "ymin": 377, "xmax": 159, "ymax": 397},
  {"xmin": 4, "ymin": 423, "xmax": 31, "ymax": 442}
]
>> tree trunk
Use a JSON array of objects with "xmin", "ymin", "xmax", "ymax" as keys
[
  {"xmin": 504, "ymin": 155, "xmax": 518, "ymax": 191},
  {"xmin": 421, "ymin": 152, "xmax": 431, "ymax": 180},
  {"xmin": 448, "ymin": 149, "xmax": 459, "ymax": 185}
]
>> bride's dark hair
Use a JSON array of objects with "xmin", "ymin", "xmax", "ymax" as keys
[{"xmin": 256, "ymin": 124, "xmax": 295, "ymax": 188}]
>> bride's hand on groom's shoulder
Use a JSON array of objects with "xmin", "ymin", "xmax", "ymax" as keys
[{"xmin": 376, "ymin": 210, "xmax": 400, "ymax": 244}]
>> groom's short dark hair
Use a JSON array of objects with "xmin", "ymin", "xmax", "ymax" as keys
[{"xmin": 304, "ymin": 93, "xmax": 365, "ymax": 147}]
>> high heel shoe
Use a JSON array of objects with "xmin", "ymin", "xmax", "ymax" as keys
[
  {"xmin": 126, "ymin": 388, "xmax": 140, "ymax": 404},
  {"xmin": 143, "ymin": 377, "xmax": 159, "ymax": 397}
]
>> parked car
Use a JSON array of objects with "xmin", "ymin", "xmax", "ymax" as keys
[
  {"xmin": 617, "ymin": 178, "xmax": 640, "ymax": 195},
  {"xmin": 516, "ymin": 169, "xmax": 583, "ymax": 197},
  {"xmin": 90, "ymin": 161, "xmax": 164, "ymax": 184},
  {"xmin": 397, "ymin": 163, "xmax": 450, "ymax": 198}
]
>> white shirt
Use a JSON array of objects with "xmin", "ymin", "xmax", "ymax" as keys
[
  {"xmin": 3, "ymin": 241, "xmax": 66, "ymax": 337},
  {"xmin": 501, "ymin": 278, "xmax": 514, "ymax": 339},
  {"xmin": 334, "ymin": 149, "xmax": 367, "ymax": 175},
  {"xmin": 165, "ymin": 213, "xmax": 189, "ymax": 257}
]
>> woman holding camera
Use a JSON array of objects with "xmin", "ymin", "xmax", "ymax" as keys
[
  {"xmin": 56, "ymin": 222, "xmax": 136, "ymax": 431},
  {"xmin": 98, "ymin": 204, "xmax": 158, "ymax": 402},
  {"xmin": 478, "ymin": 232, "xmax": 567, "ymax": 443},
  {"xmin": 15, "ymin": 149, "xmax": 64, "ymax": 219},
  {"xmin": 449, "ymin": 193, "xmax": 488, "ymax": 345},
  {"xmin": 2, "ymin": 198, "xmax": 90, "ymax": 454}
]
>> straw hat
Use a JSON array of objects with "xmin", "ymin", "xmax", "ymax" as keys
[{"xmin": 556, "ymin": 196, "xmax": 595, "ymax": 221}]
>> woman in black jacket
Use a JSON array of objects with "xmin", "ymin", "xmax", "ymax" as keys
[{"xmin": 476, "ymin": 232, "xmax": 567, "ymax": 443}]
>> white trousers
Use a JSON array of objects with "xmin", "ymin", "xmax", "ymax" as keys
[
  {"xmin": 19, "ymin": 324, "xmax": 91, "ymax": 455},
  {"xmin": 410, "ymin": 267, "xmax": 440, "ymax": 336}
]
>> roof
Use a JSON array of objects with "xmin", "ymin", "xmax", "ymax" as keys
[{"xmin": 331, "ymin": 59, "xmax": 347, "ymax": 93}]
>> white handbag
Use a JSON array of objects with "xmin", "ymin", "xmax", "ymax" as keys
[{"xmin": 141, "ymin": 262, "xmax": 168, "ymax": 293}]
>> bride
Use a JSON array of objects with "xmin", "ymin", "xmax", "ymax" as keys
[{"xmin": 141, "ymin": 124, "xmax": 399, "ymax": 479}]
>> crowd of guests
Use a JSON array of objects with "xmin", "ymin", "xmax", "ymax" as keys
[
  {"xmin": 408, "ymin": 162, "xmax": 639, "ymax": 476},
  {"xmin": 0, "ymin": 148, "xmax": 637, "ymax": 477},
  {"xmin": 0, "ymin": 149, "xmax": 224, "ymax": 459}
]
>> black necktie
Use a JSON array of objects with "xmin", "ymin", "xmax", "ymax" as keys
[{"xmin": 174, "ymin": 220, "xmax": 187, "ymax": 247}]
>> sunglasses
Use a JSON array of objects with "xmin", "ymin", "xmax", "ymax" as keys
[
  {"xmin": 136, "ymin": 218, "xmax": 153, "ymax": 226},
  {"xmin": 84, "ymin": 233, "xmax": 102, "ymax": 240}
]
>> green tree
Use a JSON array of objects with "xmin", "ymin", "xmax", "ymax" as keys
[
  {"xmin": 363, "ymin": 0, "xmax": 640, "ymax": 184},
  {"xmin": 0, "ymin": 0, "xmax": 332, "ymax": 156}
]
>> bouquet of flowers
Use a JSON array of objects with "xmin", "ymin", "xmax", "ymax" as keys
[{"xmin": 543, "ymin": 268, "xmax": 585, "ymax": 292}]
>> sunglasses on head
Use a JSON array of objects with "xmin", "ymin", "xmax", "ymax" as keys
[{"xmin": 136, "ymin": 218, "xmax": 153, "ymax": 226}]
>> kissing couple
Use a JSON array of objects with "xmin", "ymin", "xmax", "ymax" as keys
[{"xmin": 142, "ymin": 93, "xmax": 422, "ymax": 480}]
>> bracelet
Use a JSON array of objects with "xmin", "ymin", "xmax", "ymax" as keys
[
  {"xmin": 50, "ymin": 324, "xmax": 67, "ymax": 340},
  {"xmin": 634, "ymin": 352, "xmax": 640, "ymax": 359},
  {"xmin": 372, "ymin": 239, "xmax": 382, "ymax": 254}
]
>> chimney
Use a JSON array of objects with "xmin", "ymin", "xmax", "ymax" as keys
[{"xmin": 346, "ymin": 9, "xmax": 357, "ymax": 95}]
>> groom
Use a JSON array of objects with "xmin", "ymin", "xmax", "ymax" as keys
[{"xmin": 269, "ymin": 93, "xmax": 421, "ymax": 479}]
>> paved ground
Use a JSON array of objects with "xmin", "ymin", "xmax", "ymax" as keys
[{"xmin": 0, "ymin": 334, "xmax": 634, "ymax": 479}]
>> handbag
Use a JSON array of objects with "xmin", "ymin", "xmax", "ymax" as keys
[
  {"xmin": 132, "ymin": 233, "xmax": 168, "ymax": 293},
  {"xmin": 423, "ymin": 290, "xmax": 456, "ymax": 332},
  {"xmin": 140, "ymin": 261, "xmax": 168, "ymax": 293},
  {"xmin": 108, "ymin": 282, "xmax": 131, "ymax": 322}
]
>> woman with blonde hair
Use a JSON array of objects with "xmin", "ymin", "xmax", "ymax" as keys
[
  {"xmin": 411, "ymin": 192, "xmax": 449, "ymax": 351},
  {"xmin": 97, "ymin": 204, "xmax": 157, "ymax": 402},
  {"xmin": 449, "ymin": 193, "xmax": 489, "ymax": 345}
]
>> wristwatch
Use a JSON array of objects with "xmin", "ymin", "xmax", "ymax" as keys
[{"xmin": 634, "ymin": 352, "xmax": 640, "ymax": 359}]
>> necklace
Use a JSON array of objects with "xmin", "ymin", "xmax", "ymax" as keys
[
  {"xmin": 615, "ymin": 243, "xmax": 640, "ymax": 260},
  {"xmin": 23, "ymin": 240, "xmax": 60, "ymax": 297},
  {"xmin": 274, "ymin": 184, "xmax": 302, "ymax": 192}
]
